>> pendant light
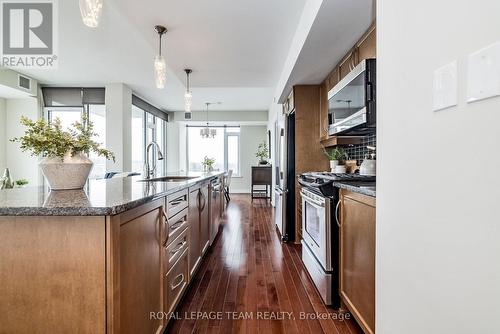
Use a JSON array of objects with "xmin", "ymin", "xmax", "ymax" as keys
[
  {"xmin": 79, "ymin": 0, "xmax": 103, "ymax": 28},
  {"xmin": 200, "ymin": 102, "xmax": 221, "ymax": 138},
  {"xmin": 154, "ymin": 25, "xmax": 168, "ymax": 89},
  {"xmin": 184, "ymin": 69, "xmax": 193, "ymax": 118}
]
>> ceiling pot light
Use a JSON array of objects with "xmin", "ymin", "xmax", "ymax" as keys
[
  {"xmin": 154, "ymin": 25, "xmax": 168, "ymax": 89},
  {"xmin": 184, "ymin": 69, "xmax": 193, "ymax": 116},
  {"xmin": 79, "ymin": 0, "xmax": 103, "ymax": 28}
]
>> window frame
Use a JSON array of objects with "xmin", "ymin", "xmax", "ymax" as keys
[
  {"xmin": 186, "ymin": 126, "xmax": 241, "ymax": 176},
  {"xmin": 132, "ymin": 104, "xmax": 167, "ymax": 176}
]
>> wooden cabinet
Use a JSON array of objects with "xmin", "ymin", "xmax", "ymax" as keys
[
  {"xmin": 188, "ymin": 186, "xmax": 201, "ymax": 277},
  {"xmin": 188, "ymin": 181, "xmax": 210, "ymax": 279},
  {"xmin": 357, "ymin": 25, "xmax": 376, "ymax": 63},
  {"xmin": 210, "ymin": 178, "xmax": 223, "ymax": 245},
  {"xmin": 113, "ymin": 199, "xmax": 166, "ymax": 334},
  {"xmin": 164, "ymin": 248, "xmax": 189, "ymax": 314},
  {"xmin": 200, "ymin": 182, "xmax": 210, "ymax": 254},
  {"xmin": 339, "ymin": 190, "xmax": 376, "ymax": 334}
]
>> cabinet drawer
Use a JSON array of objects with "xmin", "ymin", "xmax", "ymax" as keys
[
  {"xmin": 167, "ymin": 189, "xmax": 188, "ymax": 218},
  {"xmin": 164, "ymin": 248, "xmax": 188, "ymax": 314},
  {"xmin": 166, "ymin": 208, "xmax": 188, "ymax": 246},
  {"xmin": 165, "ymin": 227, "xmax": 188, "ymax": 271}
]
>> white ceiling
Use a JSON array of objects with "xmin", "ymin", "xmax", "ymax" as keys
[{"xmin": 18, "ymin": 0, "xmax": 306, "ymax": 112}]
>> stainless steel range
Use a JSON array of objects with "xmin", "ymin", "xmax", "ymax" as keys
[{"xmin": 298, "ymin": 172, "xmax": 375, "ymax": 307}]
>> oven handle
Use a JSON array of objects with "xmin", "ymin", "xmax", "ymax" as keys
[{"xmin": 301, "ymin": 191, "xmax": 325, "ymax": 208}]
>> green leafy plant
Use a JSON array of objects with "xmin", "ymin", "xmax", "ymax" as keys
[
  {"xmin": 202, "ymin": 156, "xmax": 215, "ymax": 170},
  {"xmin": 323, "ymin": 147, "xmax": 348, "ymax": 164},
  {"xmin": 10, "ymin": 115, "xmax": 115, "ymax": 162},
  {"xmin": 15, "ymin": 179, "xmax": 29, "ymax": 187},
  {"xmin": 255, "ymin": 141, "xmax": 269, "ymax": 163}
]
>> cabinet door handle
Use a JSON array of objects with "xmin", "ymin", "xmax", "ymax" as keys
[
  {"xmin": 335, "ymin": 200, "xmax": 341, "ymax": 228},
  {"xmin": 200, "ymin": 192, "xmax": 206, "ymax": 211},
  {"xmin": 169, "ymin": 240, "xmax": 187, "ymax": 254},
  {"xmin": 162, "ymin": 209, "xmax": 169, "ymax": 247},
  {"xmin": 170, "ymin": 274, "xmax": 185, "ymax": 290}
]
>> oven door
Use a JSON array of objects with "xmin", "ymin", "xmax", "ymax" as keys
[{"xmin": 301, "ymin": 190, "xmax": 332, "ymax": 271}]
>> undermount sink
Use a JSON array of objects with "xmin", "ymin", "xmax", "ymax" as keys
[{"xmin": 137, "ymin": 176, "xmax": 198, "ymax": 182}]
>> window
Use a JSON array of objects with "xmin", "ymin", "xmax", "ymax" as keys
[
  {"xmin": 131, "ymin": 104, "xmax": 167, "ymax": 175},
  {"xmin": 46, "ymin": 104, "xmax": 106, "ymax": 179},
  {"xmin": 187, "ymin": 126, "xmax": 240, "ymax": 176}
]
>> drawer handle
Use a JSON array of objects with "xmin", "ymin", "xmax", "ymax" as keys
[
  {"xmin": 169, "ymin": 196, "xmax": 186, "ymax": 207},
  {"xmin": 170, "ymin": 217, "xmax": 186, "ymax": 231},
  {"xmin": 171, "ymin": 274, "xmax": 185, "ymax": 290},
  {"xmin": 169, "ymin": 240, "xmax": 187, "ymax": 254},
  {"xmin": 162, "ymin": 209, "xmax": 169, "ymax": 247}
]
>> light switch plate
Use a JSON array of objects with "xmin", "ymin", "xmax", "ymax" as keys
[
  {"xmin": 433, "ymin": 61, "xmax": 458, "ymax": 111},
  {"xmin": 467, "ymin": 41, "xmax": 500, "ymax": 103}
]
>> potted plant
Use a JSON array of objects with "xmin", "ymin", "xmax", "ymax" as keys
[
  {"xmin": 11, "ymin": 116, "xmax": 115, "ymax": 190},
  {"xmin": 201, "ymin": 156, "xmax": 215, "ymax": 172},
  {"xmin": 15, "ymin": 179, "xmax": 29, "ymax": 188},
  {"xmin": 323, "ymin": 147, "xmax": 348, "ymax": 171},
  {"xmin": 255, "ymin": 141, "xmax": 269, "ymax": 165}
]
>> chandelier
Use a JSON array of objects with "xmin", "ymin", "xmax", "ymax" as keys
[
  {"xmin": 200, "ymin": 102, "xmax": 220, "ymax": 138},
  {"xmin": 79, "ymin": 0, "xmax": 103, "ymax": 28},
  {"xmin": 154, "ymin": 25, "xmax": 167, "ymax": 89}
]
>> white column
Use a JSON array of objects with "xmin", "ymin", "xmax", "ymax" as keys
[{"xmin": 105, "ymin": 83, "xmax": 132, "ymax": 172}]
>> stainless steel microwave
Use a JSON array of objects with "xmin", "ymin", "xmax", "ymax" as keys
[{"xmin": 328, "ymin": 59, "xmax": 376, "ymax": 136}]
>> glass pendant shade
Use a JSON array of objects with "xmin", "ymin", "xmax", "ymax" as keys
[
  {"xmin": 79, "ymin": 0, "xmax": 103, "ymax": 28},
  {"xmin": 154, "ymin": 55, "xmax": 166, "ymax": 89},
  {"xmin": 184, "ymin": 91, "xmax": 192, "ymax": 112}
]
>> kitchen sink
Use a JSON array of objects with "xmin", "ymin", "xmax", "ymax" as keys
[{"xmin": 137, "ymin": 176, "xmax": 198, "ymax": 182}]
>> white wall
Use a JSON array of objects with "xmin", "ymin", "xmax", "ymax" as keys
[
  {"xmin": 166, "ymin": 122, "xmax": 180, "ymax": 173},
  {"xmin": 377, "ymin": 1, "xmax": 500, "ymax": 333},
  {"xmin": 105, "ymin": 83, "xmax": 132, "ymax": 172},
  {"xmin": 231, "ymin": 125, "xmax": 267, "ymax": 193},
  {"xmin": 4, "ymin": 98, "xmax": 41, "ymax": 185},
  {"xmin": 0, "ymin": 98, "xmax": 6, "ymax": 172}
]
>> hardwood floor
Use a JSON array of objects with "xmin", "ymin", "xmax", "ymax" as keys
[{"xmin": 166, "ymin": 195, "xmax": 363, "ymax": 334}]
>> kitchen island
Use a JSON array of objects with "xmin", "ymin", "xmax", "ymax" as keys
[{"xmin": 0, "ymin": 171, "xmax": 225, "ymax": 334}]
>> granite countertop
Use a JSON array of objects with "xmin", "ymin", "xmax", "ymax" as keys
[
  {"xmin": 0, "ymin": 171, "xmax": 224, "ymax": 216},
  {"xmin": 333, "ymin": 181, "xmax": 376, "ymax": 197}
]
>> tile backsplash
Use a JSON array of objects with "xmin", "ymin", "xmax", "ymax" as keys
[{"xmin": 344, "ymin": 133, "xmax": 377, "ymax": 165}]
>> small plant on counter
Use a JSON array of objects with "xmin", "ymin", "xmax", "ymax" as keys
[
  {"xmin": 15, "ymin": 179, "xmax": 29, "ymax": 188},
  {"xmin": 255, "ymin": 141, "xmax": 269, "ymax": 165},
  {"xmin": 11, "ymin": 116, "xmax": 115, "ymax": 161},
  {"xmin": 323, "ymin": 147, "xmax": 349, "ymax": 164},
  {"xmin": 202, "ymin": 156, "xmax": 215, "ymax": 172}
]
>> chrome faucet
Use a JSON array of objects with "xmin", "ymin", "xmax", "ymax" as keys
[{"xmin": 145, "ymin": 141, "xmax": 164, "ymax": 179}]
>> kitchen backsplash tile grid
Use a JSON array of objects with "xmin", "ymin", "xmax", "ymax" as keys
[{"xmin": 344, "ymin": 133, "xmax": 376, "ymax": 165}]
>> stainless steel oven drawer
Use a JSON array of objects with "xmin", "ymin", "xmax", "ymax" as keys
[{"xmin": 302, "ymin": 240, "xmax": 332, "ymax": 305}]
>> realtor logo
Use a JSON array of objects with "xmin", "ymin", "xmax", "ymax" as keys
[{"xmin": 1, "ymin": 0, "xmax": 58, "ymax": 68}]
